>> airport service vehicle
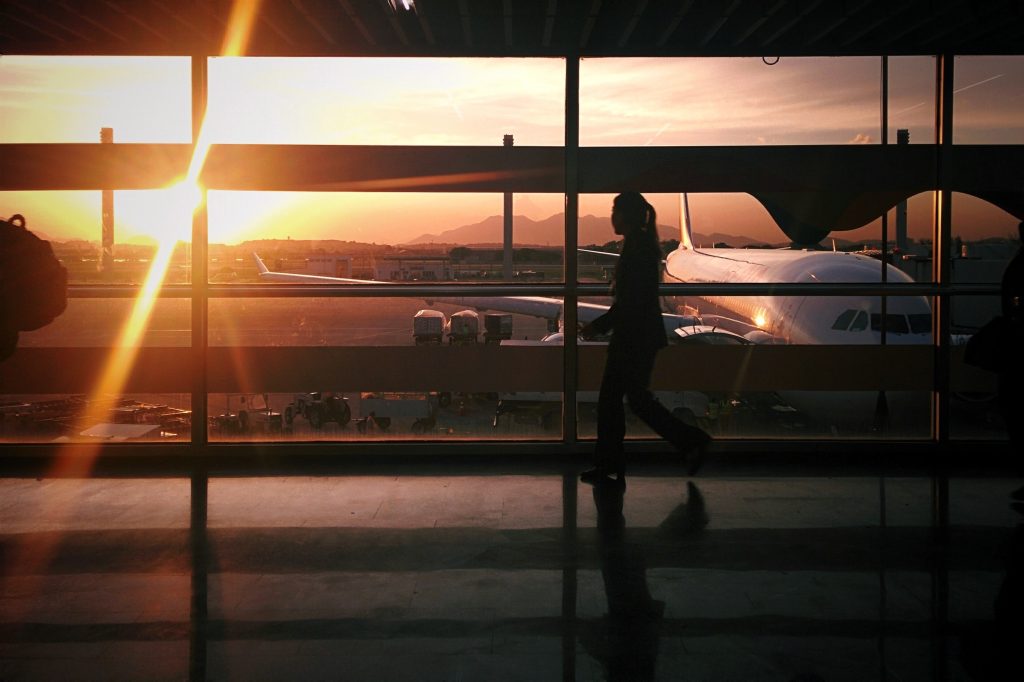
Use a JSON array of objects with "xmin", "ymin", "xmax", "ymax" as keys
[
  {"xmin": 357, "ymin": 392, "xmax": 435, "ymax": 432},
  {"xmin": 483, "ymin": 313, "xmax": 514, "ymax": 343},
  {"xmin": 285, "ymin": 392, "xmax": 351, "ymax": 429},
  {"xmin": 413, "ymin": 309, "xmax": 445, "ymax": 345},
  {"xmin": 446, "ymin": 310, "xmax": 480, "ymax": 345},
  {"xmin": 209, "ymin": 393, "xmax": 282, "ymax": 434}
]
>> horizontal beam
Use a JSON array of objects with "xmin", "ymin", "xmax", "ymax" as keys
[
  {"xmin": 3, "ymin": 144, "xmax": 1022, "ymax": 194},
  {"xmin": 60, "ymin": 282, "xmax": 1002, "ymax": 299},
  {"xmin": 0, "ymin": 344, "xmax": 939, "ymax": 395},
  {"xmin": 0, "ymin": 144, "xmax": 563, "ymax": 192}
]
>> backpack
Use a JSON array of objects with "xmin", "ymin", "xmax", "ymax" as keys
[{"xmin": 1, "ymin": 214, "xmax": 68, "ymax": 360}]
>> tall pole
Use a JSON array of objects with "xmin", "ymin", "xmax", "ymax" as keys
[
  {"xmin": 503, "ymin": 134, "xmax": 514, "ymax": 280},
  {"xmin": 100, "ymin": 127, "xmax": 114, "ymax": 274},
  {"xmin": 896, "ymin": 129, "xmax": 910, "ymax": 253}
]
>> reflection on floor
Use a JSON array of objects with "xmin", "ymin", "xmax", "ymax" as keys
[{"xmin": 1, "ymin": 474, "xmax": 1022, "ymax": 681}]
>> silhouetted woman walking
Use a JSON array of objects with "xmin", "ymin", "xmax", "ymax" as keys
[{"xmin": 579, "ymin": 192, "xmax": 711, "ymax": 484}]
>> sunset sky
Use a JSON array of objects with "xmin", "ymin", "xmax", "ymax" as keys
[{"xmin": 1, "ymin": 54, "xmax": 1021, "ymax": 247}]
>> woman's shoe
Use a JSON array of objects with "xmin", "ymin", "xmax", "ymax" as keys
[{"xmin": 580, "ymin": 465, "xmax": 624, "ymax": 485}]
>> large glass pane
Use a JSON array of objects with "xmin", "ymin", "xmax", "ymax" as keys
[
  {"xmin": 952, "ymin": 193, "xmax": 1021, "ymax": 284},
  {"xmin": 207, "ymin": 57, "xmax": 565, "ymax": 145},
  {"xmin": 209, "ymin": 297, "xmax": 551, "ymax": 347},
  {"xmin": 1, "ymin": 393, "xmax": 191, "ymax": 443},
  {"xmin": 888, "ymin": 56, "xmax": 936, "ymax": 145},
  {"xmin": 19, "ymin": 298, "xmax": 190, "ymax": 348},
  {"xmin": 951, "ymin": 294, "xmax": 1006, "ymax": 442},
  {"xmin": 819, "ymin": 191, "xmax": 935, "ymax": 283},
  {"xmin": 210, "ymin": 191, "xmax": 564, "ymax": 284},
  {"xmin": 579, "ymin": 192, "xmax": 935, "ymax": 286},
  {"xmin": 576, "ymin": 294, "xmax": 931, "ymax": 440},
  {"xmin": 0, "ymin": 56, "xmax": 190, "ymax": 144},
  {"xmin": 207, "ymin": 296, "xmax": 560, "ymax": 442},
  {"xmin": 1, "ymin": 57, "xmax": 194, "ymax": 282},
  {"xmin": 1, "ymin": 191, "xmax": 194, "ymax": 286},
  {"xmin": 954, "ymin": 56, "xmax": 1024, "ymax": 144},
  {"xmin": 580, "ymin": 57, "xmax": 880, "ymax": 146},
  {"xmin": 2, "ymin": 297, "xmax": 191, "ymax": 443}
]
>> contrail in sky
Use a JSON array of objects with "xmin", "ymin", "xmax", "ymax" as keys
[
  {"xmin": 953, "ymin": 73, "xmax": 1003, "ymax": 94},
  {"xmin": 892, "ymin": 73, "xmax": 1003, "ymax": 116},
  {"xmin": 644, "ymin": 122, "xmax": 670, "ymax": 146}
]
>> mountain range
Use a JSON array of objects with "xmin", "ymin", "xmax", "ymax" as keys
[{"xmin": 404, "ymin": 212, "xmax": 772, "ymax": 248}]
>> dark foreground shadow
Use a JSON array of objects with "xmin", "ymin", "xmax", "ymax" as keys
[
  {"xmin": 580, "ymin": 477, "xmax": 680, "ymax": 681},
  {"xmin": 961, "ymin": 502, "xmax": 1024, "ymax": 681}
]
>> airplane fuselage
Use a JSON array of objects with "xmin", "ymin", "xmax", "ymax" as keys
[{"xmin": 664, "ymin": 246, "xmax": 932, "ymax": 346}]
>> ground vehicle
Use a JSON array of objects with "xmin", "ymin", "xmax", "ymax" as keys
[
  {"xmin": 285, "ymin": 392, "xmax": 351, "ymax": 429},
  {"xmin": 357, "ymin": 392, "xmax": 434, "ymax": 432},
  {"xmin": 210, "ymin": 394, "xmax": 282, "ymax": 433}
]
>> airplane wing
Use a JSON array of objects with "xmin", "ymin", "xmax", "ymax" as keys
[
  {"xmin": 578, "ymin": 247, "xmax": 619, "ymax": 259},
  {"xmin": 252, "ymin": 252, "xmax": 377, "ymax": 284},
  {"xmin": 252, "ymin": 252, "xmax": 699, "ymax": 334}
]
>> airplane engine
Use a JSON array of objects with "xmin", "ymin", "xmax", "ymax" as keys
[{"xmin": 744, "ymin": 330, "xmax": 788, "ymax": 344}]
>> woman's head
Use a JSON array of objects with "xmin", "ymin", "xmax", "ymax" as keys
[{"xmin": 612, "ymin": 192, "xmax": 657, "ymax": 237}]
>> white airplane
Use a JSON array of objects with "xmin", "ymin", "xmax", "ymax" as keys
[{"xmin": 665, "ymin": 194, "xmax": 932, "ymax": 347}]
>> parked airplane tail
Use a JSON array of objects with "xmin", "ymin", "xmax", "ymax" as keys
[
  {"xmin": 252, "ymin": 252, "xmax": 270, "ymax": 275},
  {"xmin": 680, "ymin": 192, "xmax": 695, "ymax": 250}
]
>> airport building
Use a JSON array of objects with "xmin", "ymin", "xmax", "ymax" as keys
[
  {"xmin": 306, "ymin": 254, "xmax": 353, "ymax": 279},
  {"xmin": 1, "ymin": 2, "xmax": 1023, "ymax": 680},
  {"xmin": 373, "ymin": 254, "xmax": 450, "ymax": 281}
]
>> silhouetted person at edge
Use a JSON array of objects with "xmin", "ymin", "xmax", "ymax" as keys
[
  {"xmin": 579, "ymin": 192, "xmax": 710, "ymax": 484},
  {"xmin": 0, "ymin": 214, "xmax": 67, "ymax": 362},
  {"xmin": 962, "ymin": 221, "xmax": 1024, "ymax": 680},
  {"xmin": 1000, "ymin": 221, "xmax": 1024, "ymax": 502}
]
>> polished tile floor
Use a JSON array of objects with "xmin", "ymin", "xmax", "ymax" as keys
[{"xmin": 1, "ymin": 473, "xmax": 1021, "ymax": 681}]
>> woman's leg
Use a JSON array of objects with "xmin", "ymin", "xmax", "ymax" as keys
[
  {"xmin": 594, "ymin": 351, "xmax": 627, "ymax": 475},
  {"xmin": 622, "ymin": 348, "xmax": 711, "ymax": 471}
]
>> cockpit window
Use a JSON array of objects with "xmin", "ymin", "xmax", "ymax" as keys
[
  {"xmin": 849, "ymin": 311, "xmax": 868, "ymax": 331},
  {"xmin": 831, "ymin": 309, "xmax": 857, "ymax": 331},
  {"xmin": 909, "ymin": 314, "xmax": 931, "ymax": 334},
  {"xmin": 871, "ymin": 313, "xmax": 910, "ymax": 334}
]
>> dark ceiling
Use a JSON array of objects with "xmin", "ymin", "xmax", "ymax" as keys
[{"xmin": 1, "ymin": 0, "xmax": 1021, "ymax": 58}]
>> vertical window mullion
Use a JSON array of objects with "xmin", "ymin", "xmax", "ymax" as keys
[{"xmin": 564, "ymin": 55, "xmax": 580, "ymax": 447}]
